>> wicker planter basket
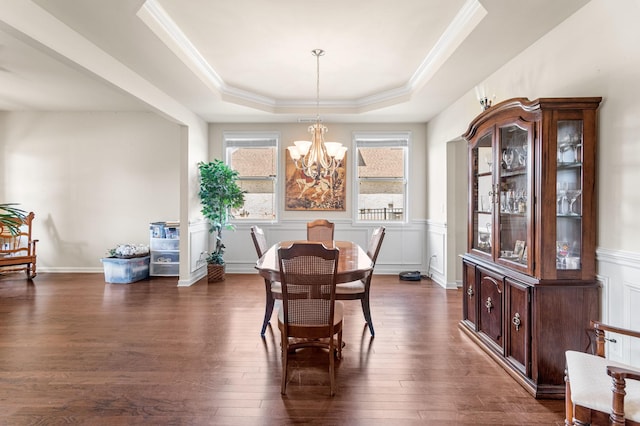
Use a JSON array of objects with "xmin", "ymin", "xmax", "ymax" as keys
[{"xmin": 207, "ymin": 264, "xmax": 225, "ymax": 283}]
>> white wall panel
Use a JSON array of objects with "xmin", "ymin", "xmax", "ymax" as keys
[
  {"xmin": 223, "ymin": 221, "xmax": 427, "ymax": 277},
  {"xmin": 596, "ymin": 247, "xmax": 640, "ymax": 367}
]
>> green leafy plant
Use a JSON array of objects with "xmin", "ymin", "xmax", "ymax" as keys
[
  {"xmin": 198, "ymin": 160, "xmax": 245, "ymax": 265},
  {"xmin": 0, "ymin": 203, "xmax": 27, "ymax": 236}
]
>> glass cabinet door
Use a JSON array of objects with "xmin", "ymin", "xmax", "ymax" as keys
[
  {"xmin": 471, "ymin": 131, "xmax": 494, "ymax": 256},
  {"xmin": 497, "ymin": 122, "xmax": 532, "ymax": 271},
  {"xmin": 556, "ymin": 120, "xmax": 583, "ymax": 271}
]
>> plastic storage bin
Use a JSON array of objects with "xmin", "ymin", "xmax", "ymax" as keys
[
  {"xmin": 151, "ymin": 251, "xmax": 179, "ymax": 263},
  {"xmin": 150, "ymin": 238, "xmax": 180, "ymax": 251},
  {"xmin": 101, "ymin": 256, "xmax": 150, "ymax": 284},
  {"xmin": 150, "ymin": 262, "xmax": 179, "ymax": 276}
]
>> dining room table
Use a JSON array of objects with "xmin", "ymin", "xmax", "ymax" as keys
[{"xmin": 255, "ymin": 240, "xmax": 373, "ymax": 284}]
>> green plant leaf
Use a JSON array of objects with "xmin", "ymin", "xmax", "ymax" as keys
[
  {"xmin": 198, "ymin": 160, "xmax": 245, "ymax": 264},
  {"xmin": 0, "ymin": 203, "xmax": 27, "ymax": 236}
]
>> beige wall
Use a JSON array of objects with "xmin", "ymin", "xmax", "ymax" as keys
[
  {"xmin": 427, "ymin": 0, "xmax": 640, "ymax": 253},
  {"xmin": 209, "ymin": 122, "xmax": 427, "ymax": 222},
  {"xmin": 0, "ymin": 111, "xmax": 181, "ymax": 270}
]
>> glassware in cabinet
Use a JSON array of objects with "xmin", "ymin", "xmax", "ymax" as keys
[
  {"xmin": 556, "ymin": 119, "xmax": 584, "ymax": 271},
  {"xmin": 497, "ymin": 123, "xmax": 531, "ymax": 271},
  {"xmin": 471, "ymin": 132, "xmax": 494, "ymax": 256}
]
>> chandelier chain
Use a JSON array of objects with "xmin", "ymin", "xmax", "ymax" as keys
[
  {"xmin": 286, "ymin": 48, "xmax": 345, "ymax": 182},
  {"xmin": 312, "ymin": 49, "xmax": 324, "ymax": 121}
]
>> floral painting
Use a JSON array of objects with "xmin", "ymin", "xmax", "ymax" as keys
[{"xmin": 285, "ymin": 154, "xmax": 346, "ymax": 211}]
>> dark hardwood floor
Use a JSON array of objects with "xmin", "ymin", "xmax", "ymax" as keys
[{"xmin": 0, "ymin": 272, "xmax": 565, "ymax": 425}]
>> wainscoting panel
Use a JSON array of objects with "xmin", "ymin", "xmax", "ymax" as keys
[
  {"xmin": 222, "ymin": 221, "xmax": 428, "ymax": 278},
  {"xmin": 425, "ymin": 220, "xmax": 448, "ymax": 288},
  {"xmin": 188, "ymin": 221, "xmax": 209, "ymax": 273},
  {"xmin": 178, "ymin": 220, "xmax": 208, "ymax": 287},
  {"xmin": 595, "ymin": 247, "xmax": 640, "ymax": 367}
]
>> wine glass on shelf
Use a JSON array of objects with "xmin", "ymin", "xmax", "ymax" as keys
[
  {"xmin": 569, "ymin": 135, "xmax": 582, "ymax": 163},
  {"xmin": 557, "ymin": 142, "xmax": 571, "ymax": 164},
  {"xmin": 556, "ymin": 182, "xmax": 568, "ymax": 215},
  {"xmin": 566, "ymin": 187, "xmax": 582, "ymax": 215},
  {"xmin": 556, "ymin": 241, "xmax": 570, "ymax": 269},
  {"xmin": 502, "ymin": 149, "xmax": 514, "ymax": 170},
  {"xmin": 484, "ymin": 153, "xmax": 493, "ymax": 173},
  {"xmin": 572, "ymin": 144, "xmax": 581, "ymax": 163}
]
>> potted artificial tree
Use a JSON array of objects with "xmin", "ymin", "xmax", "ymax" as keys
[{"xmin": 198, "ymin": 159, "xmax": 245, "ymax": 282}]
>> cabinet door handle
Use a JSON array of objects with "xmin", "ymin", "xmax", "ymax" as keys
[
  {"xmin": 512, "ymin": 312, "xmax": 521, "ymax": 331},
  {"xmin": 467, "ymin": 285, "xmax": 474, "ymax": 298},
  {"xmin": 485, "ymin": 297, "xmax": 493, "ymax": 313}
]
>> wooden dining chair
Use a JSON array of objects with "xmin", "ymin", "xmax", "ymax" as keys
[
  {"xmin": 565, "ymin": 320, "xmax": 640, "ymax": 425},
  {"xmin": 250, "ymin": 226, "xmax": 282, "ymax": 336},
  {"xmin": 307, "ymin": 219, "xmax": 335, "ymax": 241},
  {"xmin": 278, "ymin": 242, "xmax": 342, "ymax": 396},
  {"xmin": 336, "ymin": 226, "xmax": 385, "ymax": 336}
]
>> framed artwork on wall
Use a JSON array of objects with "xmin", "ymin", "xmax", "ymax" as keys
[{"xmin": 284, "ymin": 154, "xmax": 346, "ymax": 211}]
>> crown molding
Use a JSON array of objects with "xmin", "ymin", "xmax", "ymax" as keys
[{"xmin": 138, "ymin": 0, "xmax": 486, "ymax": 115}]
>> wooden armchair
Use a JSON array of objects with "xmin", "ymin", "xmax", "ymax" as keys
[
  {"xmin": 307, "ymin": 219, "xmax": 335, "ymax": 242},
  {"xmin": 0, "ymin": 212, "xmax": 38, "ymax": 279},
  {"xmin": 565, "ymin": 320, "xmax": 640, "ymax": 425}
]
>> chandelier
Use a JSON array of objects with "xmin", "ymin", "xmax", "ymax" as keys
[{"xmin": 287, "ymin": 49, "xmax": 346, "ymax": 180}]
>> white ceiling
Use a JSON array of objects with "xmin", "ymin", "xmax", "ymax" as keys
[{"xmin": 0, "ymin": 0, "xmax": 589, "ymax": 123}]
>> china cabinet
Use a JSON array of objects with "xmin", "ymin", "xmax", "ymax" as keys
[{"xmin": 460, "ymin": 97, "xmax": 601, "ymax": 398}]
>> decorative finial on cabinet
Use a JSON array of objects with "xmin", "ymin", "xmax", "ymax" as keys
[{"xmin": 475, "ymin": 85, "xmax": 495, "ymax": 111}]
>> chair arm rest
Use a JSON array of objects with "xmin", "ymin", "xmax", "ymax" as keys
[
  {"xmin": 608, "ymin": 365, "xmax": 640, "ymax": 382},
  {"xmin": 591, "ymin": 320, "xmax": 640, "ymax": 357},
  {"xmin": 592, "ymin": 320, "xmax": 640, "ymax": 339},
  {"xmin": 29, "ymin": 239, "xmax": 38, "ymax": 256},
  {"xmin": 607, "ymin": 365, "xmax": 640, "ymax": 424}
]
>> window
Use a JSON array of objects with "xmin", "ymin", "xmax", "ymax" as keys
[
  {"xmin": 224, "ymin": 132, "xmax": 278, "ymax": 221},
  {"xmin": 354, "ymin": 132, "xmax": 409, "ymax": 222}
]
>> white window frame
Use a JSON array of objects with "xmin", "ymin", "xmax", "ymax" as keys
[
  {"xmin": 352, "ymin": 131, "xmax": 410, "ymax": 223},
  {"xmin": 224, "ymin": 131, "xmax": 279, "ymax": 223}
]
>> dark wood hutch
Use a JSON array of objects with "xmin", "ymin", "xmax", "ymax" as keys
[{"xmin": 459, "ymin": 97, "xmax": 601, "ymax": 399}]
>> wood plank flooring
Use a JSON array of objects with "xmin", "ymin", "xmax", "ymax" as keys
[{"xmin": 0, "ymin": 272, "xmax": 565, "ymax": 425}]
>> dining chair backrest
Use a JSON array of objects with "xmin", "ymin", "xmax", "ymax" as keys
[
  {"xmin": 367, "ymin": 226, "xmax": 386, "ymax": 265},
  {"xmin": 251, "ymin": 225, "xmax": 283, "ymax": 336},
  {"xmin": 278, "ymin": 243, "xmax": 339, "ymax": 329},
  {"xmin": 250, "ymin": 225, "xmax": 268, "ymax": 258},
  {"xmin": 307, "ymin": 219, "xmax": 335, "ymax": 241}
]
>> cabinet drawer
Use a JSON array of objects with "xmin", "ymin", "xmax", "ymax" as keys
[
  {"xmin": 151, "ymin": 251, "xmax": 179, "ymax": 263},
  {"xmin": 478, "ymin": 268, "xmax": 504, "ymax": 353},
  {"xmin": 150, "ymin": 262, "xmax": 179, "ymax": 276},
  {"xmin": 150, "ymin": 238, "xmax": 179, "ymax": 251}
]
